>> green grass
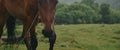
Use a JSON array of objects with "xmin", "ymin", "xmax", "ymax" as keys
[{"xmin": 1, "ymin": 24, "xmax": 120, "ymax": 50}]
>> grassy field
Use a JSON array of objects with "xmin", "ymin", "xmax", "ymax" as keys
[{"xmin": 0, "ymin": 24, "xmax": 120, "ymax": 50}]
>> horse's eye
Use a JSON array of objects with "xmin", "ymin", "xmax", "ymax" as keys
[
  {"xmin": 38, "ymin": 0, "xmax": 41, "ymax": 3},
  {"xmin": 56, "ymin": 1, "xmax": 58, "ymax": 4}
]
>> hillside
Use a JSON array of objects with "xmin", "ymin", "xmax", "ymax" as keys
[{"xmin": 59, "ymin": 0, "xmax": 81, "ymax": 4}]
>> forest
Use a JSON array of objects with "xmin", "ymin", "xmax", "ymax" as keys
[{"xmin": 55, "ymin": 0, "xmax": 120, "ymax": 24}]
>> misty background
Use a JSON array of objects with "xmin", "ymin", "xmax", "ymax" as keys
[{"xmin": 59, "ymin": 0, "xmax": 120, "ymax": 10}]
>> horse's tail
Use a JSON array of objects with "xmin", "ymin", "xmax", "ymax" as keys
[{"xmin": 6, "ymin": 15, "xmax": 16, "ymax": 42}]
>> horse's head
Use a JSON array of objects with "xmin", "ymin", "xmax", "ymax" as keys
[{"xmin": 38, "ymin": 0, "xmax": 58, "ymax": 37}]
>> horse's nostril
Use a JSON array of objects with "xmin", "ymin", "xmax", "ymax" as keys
[{"xmin": 42, "ymin": 29, "xmax": 54, "ymax": 37}]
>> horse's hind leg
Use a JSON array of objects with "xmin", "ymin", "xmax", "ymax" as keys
[
  {"xmin": 22, "ymin": 22, "xmax": 31, "ymax": 50},
  {"xmin": 0, "ymin": 16, "xmax": 6, "ymax": 44},
  {"xmin": 6, "ymin": 15, "xmax": 16, "ymax": 43},
  {"xmin": 22, "ymin": 18, "xmax": 37, "ymax": 50},
  {"xmin": 30, "ymin": 21, "xmax": 38, "ymax": 50}
]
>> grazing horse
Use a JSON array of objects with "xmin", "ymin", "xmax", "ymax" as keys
[{"xmin": 0, "ymin": 0, "xmax": 58, "ymax": 50}]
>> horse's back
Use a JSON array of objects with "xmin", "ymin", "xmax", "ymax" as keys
[{"xmin": 4, "ymin": 0, "xmax": 38, "ymax": 20}]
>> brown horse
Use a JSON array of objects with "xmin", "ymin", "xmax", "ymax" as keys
[{"xmin": 0, "ymin": 0, "xmax": 58, "ymax": 50}]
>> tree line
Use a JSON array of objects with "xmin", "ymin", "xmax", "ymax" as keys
[{"xmin": 55, "ymin": 0, "xmax": 120, "ymax": 24}]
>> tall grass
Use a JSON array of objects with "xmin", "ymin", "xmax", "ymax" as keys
[{"xmin": 1, "ymin": 24, "xmax": 120, "ymax": 50}]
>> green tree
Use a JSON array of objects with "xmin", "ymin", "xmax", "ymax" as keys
[
  {"xmin": 55, "ymin": 2, "xmax": 101, "ymax": 24},
  {"xmin": 109, "ymin": 10, "xmax": 120, "ymax": 23},
  {"xmin": 100, "ymin": 3, "xmax": 111, "ymax": 23}
]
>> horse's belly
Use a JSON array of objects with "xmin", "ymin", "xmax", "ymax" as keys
[
  {"xmin": 5, "ymin": 0, "xmax": 27, "ymax": 20},
  {"xmin": 5, "ymin": 0, "xmax": 38, "ymax": 21},
  {"xmin": 7, "ymin": 7, "xmax": 27, "ymax": 21},
  {"xmin": 0, "ymin": 0, "xmax": 7, "ymax": 15},
  {"xmin": 6, "ymin": 7, "xmax": 26, "ymax": 19}
]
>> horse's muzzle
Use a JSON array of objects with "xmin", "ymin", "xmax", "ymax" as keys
[{"xmin": 42, "ymin": 29, "xmax": 55, "ymax": 37}]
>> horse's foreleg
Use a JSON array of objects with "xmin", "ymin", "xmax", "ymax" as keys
[
  {"xmin": 30, "ymin": 32, "xmax": 37, "ymax": 50},
  {"xmin": 6, "ymin": 15, "xmax": 16, "ymax": 43},
  {"xmin": 30, "ymin": 21, "xmax": 38, "ymax": 50},
  {"xmin": 23, "ymin": 21, "xmax": 32, "ymax": 50}
]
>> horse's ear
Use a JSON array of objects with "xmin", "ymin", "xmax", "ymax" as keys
[
  {"xmin": 38, "ymin": 0, "xmax": 40, "ymax": 2},
  {"xmin": 54, "ymin": 0, "xmax": 58, "ymax": 4},
  {"xmin": 37, "ymin": 0, "xmax": 40, "ymax": 3}
]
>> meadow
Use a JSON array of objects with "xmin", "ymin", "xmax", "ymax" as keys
[{"xmin": 0, "ymin": 24, "xmax": 120, "ymax": 50}]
